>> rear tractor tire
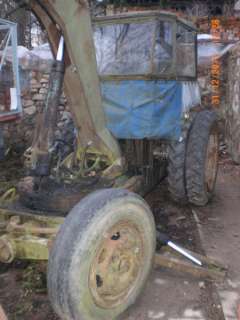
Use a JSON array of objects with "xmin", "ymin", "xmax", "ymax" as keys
[
  {"xmin": 48, "ymin": 189, "xmax": 156, "ymax": 320},
  {"xmin": 186, "ymin": 110, "xmax": 219, "ymax": 206},
  {"xmin": 168, "ymin": 110, "xmax": 219, "ymax": 206},
  {"xmin": 167, "ymin": 114, "xmax": 194, "ymax": 204}
]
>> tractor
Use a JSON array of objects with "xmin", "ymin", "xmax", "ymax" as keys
[{"xmin": 0, "ymin": 1, "xmax": 219, "ymax": 319}]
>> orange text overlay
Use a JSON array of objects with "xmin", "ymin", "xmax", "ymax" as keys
[{"xmin": 210, "ymin": 19, "xmax": 221, "ymax": 107}]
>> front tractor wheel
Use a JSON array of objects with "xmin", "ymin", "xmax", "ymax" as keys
[{"xmin": 48, "ymin": 189, "xmax": 156, "ymax": 320}]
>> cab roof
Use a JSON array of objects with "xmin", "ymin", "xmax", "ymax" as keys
[{"xmin": 93, "ymin": 10, "xmax": 197, "ymax": 31}]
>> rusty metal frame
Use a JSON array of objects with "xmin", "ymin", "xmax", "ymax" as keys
[
  {"xmin": 0, "ymin": 208, "xmax": 63, "ymax": 262},
  {"xmin": 0, "ymin": 206, "xmax": 227, "ymax": 283},
  {"xmin": 0, "ymin": 173, "xmax": 144, "ymax": 262}
]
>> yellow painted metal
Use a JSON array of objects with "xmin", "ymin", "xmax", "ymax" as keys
[
  {"xmin": 0, "ymin": 208, "xmax": 64, "ymax": 226},
  {"xmin": 0, "ymin": 172, "xmax": 144, "ymax": 262},
  {"xmin": 0, "ymin": 234, "xmax": 50, "ymax": 262},
  {"xmin": 0, "ymin": 236, "xmax": 16, "ymax": 263},
  {"xmin": 0, "ymin": 188, "xmax": 18, "ymax": 205},
  {"xmin": 0, "ymin": 209, "xmax": 63, "ymax": 262},
  {"xmin": 12, "ymin": 236, "xmax": 50, "ymax": 261}
]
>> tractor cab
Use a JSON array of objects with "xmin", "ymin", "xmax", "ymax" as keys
[
  {"xmin": 94, "ymin": 11, "xmax": 197, "ymax": 79},
  {"xmin": 93, "ymin": 12, "xmax": 200, "ymax": 140}
]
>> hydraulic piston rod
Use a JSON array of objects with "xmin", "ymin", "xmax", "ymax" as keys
[{"xmin": 31, "ymin": 36, "xmax": 65, "ymax": 176}]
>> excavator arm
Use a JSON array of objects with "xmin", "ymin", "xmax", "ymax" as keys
[{"xmin": 22, "ymin": 0, "xmax": 122, "ymax": 173}]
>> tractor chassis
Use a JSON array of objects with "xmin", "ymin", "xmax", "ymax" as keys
[
  {"xmin": 0, "ymin": 174, "xmax": 144, "ymax": 263},
  {"xmin": 0, "ymin": 197, "xmax": 226, "ymax": 282}
]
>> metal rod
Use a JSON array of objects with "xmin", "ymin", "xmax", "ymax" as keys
[
  {"xmin": 168, "ymin": 241, "xmax": 202, "ymax": 266},
  {"xmin": 56, "ymin": 36, "xmax": 64, "ymax": 62}
]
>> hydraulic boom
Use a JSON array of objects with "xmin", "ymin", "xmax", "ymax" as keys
[{"xmin": 23, "ymin": 0, "xmax": 122, "ymax": 172}]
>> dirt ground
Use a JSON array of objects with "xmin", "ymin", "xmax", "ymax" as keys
[{"xmin": 0, "ymin": 156, "xmax": 240, "ymax": 320}]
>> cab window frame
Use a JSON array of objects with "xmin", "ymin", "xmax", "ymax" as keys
[{"xmin": 175, "ymin": 21, "xmax": 198, "ymax": 79}]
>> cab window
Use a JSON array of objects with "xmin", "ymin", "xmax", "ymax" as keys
[
  {"xmin": 176, "ymin": 23, "xmax": 197, "ymax": 78},
  {"xmin": 94, "ymin": 22, "xmax": 155, "ymax": 76},
  {"xmin": 153, "ymin": 21, "xmax": 173, "ymax": 75}
]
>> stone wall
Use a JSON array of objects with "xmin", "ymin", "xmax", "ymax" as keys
[
  {"xmin": 2, "ymin": 67, "xmax": 69, "ymax": 153},
  {"xmin": 224, "ymin": 43, "xmax": 240, "ymax": 163}
]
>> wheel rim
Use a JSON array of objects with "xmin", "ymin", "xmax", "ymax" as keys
[
  {"xmin": 204, "ymin": 128, "xmax": 219, "ymax": 192},
  {"xmin": 89, "ymin": 221, "xmax": 144, "ymax": 309}
]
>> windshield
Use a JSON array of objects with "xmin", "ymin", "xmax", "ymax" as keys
[{"xmin": 93, "ymin": 21, "xmax": 155, "ymax": 76}]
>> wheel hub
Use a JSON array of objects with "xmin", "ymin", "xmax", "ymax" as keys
[{"xmin": 89, "ymin": 221, "xmax": 143, "ymax": 309}]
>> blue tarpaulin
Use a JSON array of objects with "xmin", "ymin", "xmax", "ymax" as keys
[{"xmin": 101, "ymin": 80, "xmax": 183, "ymax": 140}]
